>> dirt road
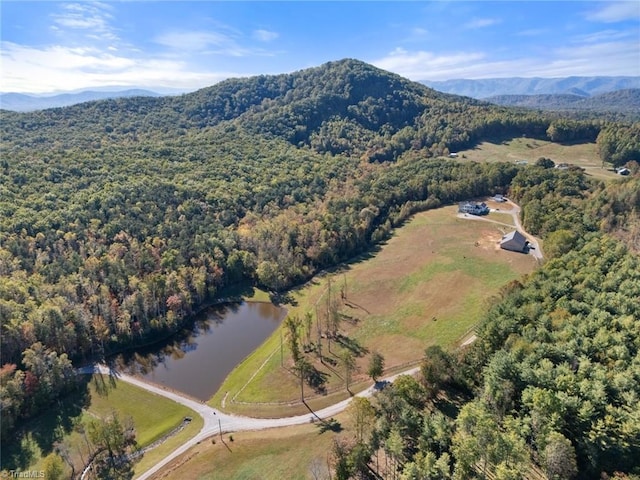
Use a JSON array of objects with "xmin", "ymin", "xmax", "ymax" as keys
[{"xmin": 457, "ymin": 199, "xmax": 544, "ymax": 261}]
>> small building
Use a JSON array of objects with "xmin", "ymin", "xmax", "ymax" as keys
[
  {"xmin": 459, "ymin": 202, "xmax": 489, "ymax": 215},
  {"xmin": 616, "ymin": 167, "xmax": 630, "ymax": 176},
  {"xmin": 500, "ymin": 231, "xmax": 529, "ymax": 253},
  {"xmin": 492, "ymin": 194, "xmax": 506, "ymax": 203},
  {"xmin": 449, "ymin": 152, "xmax": 458, "ymax": 158}
]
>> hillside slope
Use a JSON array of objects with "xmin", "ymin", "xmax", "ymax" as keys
[
  {"xmin": 0, "ymin": 58, "xmax": 624, "ymax": 446},
  {"xmin": 1, "ymin": 59, "xmax": 551, "ymax": 160},
  {"xmin": 486, "ymin": 89, "xmax": 640, "ymax": 117}
]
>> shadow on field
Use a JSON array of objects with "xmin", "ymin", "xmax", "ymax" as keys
[{"xmin": 1, "ymin": 375, "xmax": 92, "ymax": 471}]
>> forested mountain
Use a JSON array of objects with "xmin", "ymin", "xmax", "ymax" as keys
[
  {"xmin": 1, "ymin": 59, "xmax": 638, "ymax": 465},
  {"xmin": 423, "ymin": 76, "xmax": 640, "ymax": 99},
  {"xmin": 1, "ymin": 59, "xmax": 554, "ymax": 160},
  {"xmin": 485, "ymin": 89, "xmax": 640, "ymax": 118},
  {"xmin": 0, "ymin": 89, "xmax": 163, "ymax": 112}
]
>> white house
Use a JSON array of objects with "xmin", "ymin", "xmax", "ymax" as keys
[{"xmin": 459, "ymin": 202, "xmax": 489, "ymax": 215}]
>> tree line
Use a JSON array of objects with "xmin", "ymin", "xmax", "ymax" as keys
[
  {"xmin": 1, "ymin": 58, "xmax": 637, "ymax": 445},
  {"xmin": 327, "ymin": 173, "xmax": 640, "ymax": 479}
]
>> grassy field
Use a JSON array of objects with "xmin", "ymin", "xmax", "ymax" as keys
[
  {"xmin": 1, "ymin": 375, "xmax": 201, "ymax": 479},
  {"xmin": 150, "ymin": 414, "xmax": 351, "ymax": 480},
  {"xmin": 211, "ymin": 204, "xmax": 537, "ymax": 416},
  {"xmin": 455, "ymin": 137, "xmax": 618, "ymax": 181}
]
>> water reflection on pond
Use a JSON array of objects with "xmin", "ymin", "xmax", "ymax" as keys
[{"xmin": 112, "ymin": 302, "xmax": 285, "ymax": 401}]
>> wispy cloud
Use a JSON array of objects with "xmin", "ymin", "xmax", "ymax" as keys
[
  {"xmin": 155, "ymin": 31, "xmax": 235, "ymax": 52},
  {"xmin": 154, "ymin": 29, "xmax": 277, "ymax": 57},
  {"xmin": 50, "ymin": 2, "xmax": 118, "ymax": 42},
  {"xmin": 411, "ymin": 27, "xmax": 429, "ymax": 37},
  {"xmin": 372, "ymin": 48, "xmax": 486, "ymax": 80},
  {"xmin": 572, "ymin": 29, "xmax": 634, "ymax": 44},
  {"xmin": 585, "ymin": 2, "xmax": 640, "ymax": 23},
  {"xmin": 0, "ymin": 41, "xmax": 237, "ymax": 92},
  {"xmin": 253, "ymin": 29, "xmax": 279, "ymax": 42},
  {"xmin": 371, "ymin": 39, "xmax": 640, "ymax": 81},
  {"xmin": 464, "ymin": 18, "xmax": 501, "ymax": 29},
  {"xmin": 516, "ymin": 28, "xmax": 549, "ymax": 37}
]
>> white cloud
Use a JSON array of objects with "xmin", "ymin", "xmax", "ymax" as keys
[
  {"xmin": 154, "ymin": 30, "xmax": 277, "ymax": 57},
  {"xmin": 572, "ymin": 29, "xmax": 633, "ymax": 44},
  {"xmin": 371, "ymin": 40, "xmax": 640, "ymax": 81},
  {"xmin": 155, "ymin": 31, "xmax": 235, "ymax": 51},
  {"xmin": 51, "ymin": 2, "xmax": 118, "ymax": 41},
  {"xmin": 464, "ymin": 18, "xmax": 501, "ymax": 29},
  {"xmin": 372, "ymin": 48, "xmax": 486, "ymax": 80},
  {"xmin": 411, "ymin": 27, "xmax": 429, "ymax": 37},
  {"xmin": 253, "ymin": 29, "xmax": 279, "ymax": 42},
  {"xmin": 586, "ymin": 2, "xmax": 640, "ymax": 23},
  {"xmin": 516, "ymin": 28, "xmax": 549, "ymax": 37},
  {"xmin": 0, "ymin": 41, "xmax": 238, "ymax": 93}
]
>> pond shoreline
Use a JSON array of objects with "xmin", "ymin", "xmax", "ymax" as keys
[{"xmin": 109, "ymin": 301, "xmax": 287, "ymax": 401}]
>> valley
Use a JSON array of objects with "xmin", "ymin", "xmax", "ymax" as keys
[{"xmin": 1, "ymin": 59, "xmax": 639, "ymax": 479}]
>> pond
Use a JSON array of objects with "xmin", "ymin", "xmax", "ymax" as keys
[{"xmin": 111, "ymin": 302, "xmax": 285, "ymax": 401}]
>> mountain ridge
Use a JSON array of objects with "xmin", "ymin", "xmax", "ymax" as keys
[
  {"xmin": 0, "ymin": 89, "xmax": 163, "ymax": 112},
  {"xmin": 2, "ymin": 58, "xmax": 551, "ymax": 161},
  {"xmin": 423, "ymin": 76, "xmax": 640, "ymax": 99},
  {"xmin": 485, "ymin": 89, "xmax": 640, "ymax": 117}
]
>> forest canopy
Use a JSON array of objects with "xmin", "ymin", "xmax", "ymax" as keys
[{"xmin": 1, "ymin": 60, "xmax": 638, "ymax": 471}]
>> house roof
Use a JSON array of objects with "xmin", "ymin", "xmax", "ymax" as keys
[{"xmin": 500, "ymin": 230, "xmax": 528, "ymax": 251}]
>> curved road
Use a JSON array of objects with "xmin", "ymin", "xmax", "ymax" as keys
[
  {"xmin": 81, "ymin": 364, "xmax": 420, "ymax": 480},
  {"xmin": 82, "ymin": 199, "xmax": 537, "ymax": 479}
]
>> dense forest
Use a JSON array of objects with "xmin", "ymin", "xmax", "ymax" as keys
[
  {"xmin": 1, "ymin": 59, "xmax": 639, "ymax": 467},
  {"xmin": 332, "ymin": 173, "xmax": 640, "ymax": 479}
]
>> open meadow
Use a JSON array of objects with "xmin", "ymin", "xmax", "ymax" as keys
[
  {"xmin": 456, "ymin": 137, "xmax": 618, "ymax": 181},
  {"xmin": 149, "ymin": 417, "xmax": 349, "ymax": 480},
  {"xmin": 212, "ymin": 204, "xmax": 537, "ymax": 417}
]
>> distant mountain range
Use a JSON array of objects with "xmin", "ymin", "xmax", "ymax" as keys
[
  {"xmin": 422, "ymin": 76, "xmax": 640, "ymax": 99},
  {"xmin": 4, "ymin": 74, "xmax": 639, "ymax": 113},
  {"xmin": 0, "ymin": 89, "xmax": 163, "ymax": 112},
  {"xmin": 485, "ymin": 89, "xmax": 640, "ymax": 116}
]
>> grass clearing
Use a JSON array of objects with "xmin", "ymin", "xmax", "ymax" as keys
[
  {"xmin": 150, "ymin": 414, "xmax": 351, "ymax": 480},
  {"xmin": 456, "ymin": 137, "xmax": 617, "ymax": 181},
  {"xmin": 133, "ymin": 418, "xmax": 203, "ymax": 478},
  {"xmin": 213, "ymin": 204, "xmax": 537, "ymax": 416},
  {"xmin": 1, "ymin": 375, "xmax": 201, "ymax": 479},
  {"xmin": 88, "ymin": 374, "xmax": 199, "ymax": 447}
]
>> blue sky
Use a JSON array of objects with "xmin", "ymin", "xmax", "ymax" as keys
[{"xmin": 1, "ymin": 1, "xmax": 639, "ymax": 93}]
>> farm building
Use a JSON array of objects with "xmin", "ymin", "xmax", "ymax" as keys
[
  {"xmin": 500, "ymin": 231, "xmax": 529, "ymax": 253},
  {"xmin": 616, "ymin": 167, "xmax": 630, "ymax": 176},
  {"xmin": 492, "ymin": 194, "xmax": 506, "ymax": 203},
  {"xmin": 459, "ymin": 202, "xmax": 489, "ymax": 215}
]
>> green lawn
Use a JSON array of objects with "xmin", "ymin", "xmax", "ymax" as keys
[{"xmin": 1, "ymin": 375, "xmax": 201, "ymax": 479}]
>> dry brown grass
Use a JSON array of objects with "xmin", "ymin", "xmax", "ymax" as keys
[
  {"xmin": 148, "ymin": 415, "xmax": 351, "ymax": 480},
  {"xmin": 457, "ymin": 138, "xmax": 617, "ymax": 181},
  {"xmin": 213, "ymin": 204, "xmax": 537, "ymax": 416}
]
